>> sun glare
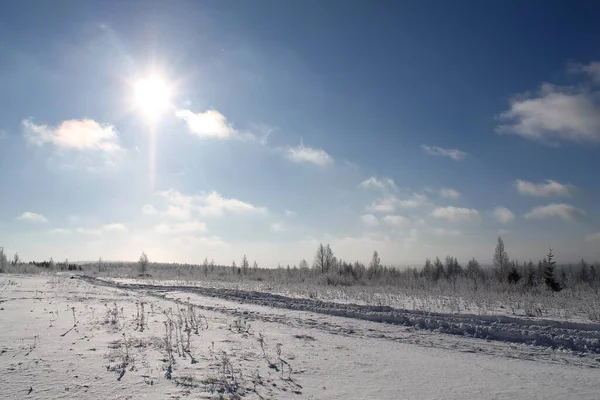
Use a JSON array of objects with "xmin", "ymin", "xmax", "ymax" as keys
[{"xmin": 134, "ymin": 75, "xmax": 171, "ymax": 119}]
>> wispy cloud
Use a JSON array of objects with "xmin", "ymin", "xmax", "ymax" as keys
[
  {"xmin": 497, "ymin": 82, "xmax": 600, "ymax": 144},
  {"xmin": 155, "ymin": 221, "xmax": 207, "ymax": 235},
  {"xmin": 360, "ymin": 214, "xmax": 379, "ymax": 227},
  {"xmin": 514, "ymin": 179, "xmax": 576, "ymax": 197},
  {"xmin": 17, "ymin": 212, "xmax": 48, "ymax": 223},
  {"xmin": 171, "ymin": 235, "xmax": 226, "ymax": 247},
  {"xmin": 76, "ymin": 227, "xmax": 103, "ymax": 236},
  {"xmin": 382, "ymin": 215, "xmax": 411, "ymax": 227},
  {"xmin": 284, "ymin": 210, "xmax": 297, "ymax": 217},
  {"xmin": 569, "ymin": 61, "xmax": 600, "ymax": 83},
  {"xmin": 102, "ymin": 223, "xmax": 127, "ymax": 233},
  {"xmin": 367, "ymin": 193, "xmax": 428, "ymax": 213},
  {"xmin": 585, "ymin": 232, "xmax": 600, "ymax": 242},
  {"xmin": 22, "ymin": 119, "xmax": 125, "ymax": 168},
  {"xmin": 431, "ymin": 206, "xmax": 480, "ymax": 223},
  {"xmin": 158, "ymin": 189, "xmax": 267, "ymax": 218},
  {"xmin": 431, "ymin": 228, "xmax": 463, "ymax": 237},
  {"xmin": 23, "ymin": 119, "xmax": 123, "ymax": 152},
  {"xmin": 49, "ymin": 228, "xmax": 71, "ymax": 234},
  {"xmin": 284, "ymin": 144, "xmax": 333, "ymax": 166},
  {"xmin": 421, "ymin": 145, "xmax": 467, "ymax": 161},
  {"xmin": 141, "ymin": 204, "xmax": 158, "ymax": 215},
  {"xmin": 175, "ymin": 109, "xmax": 237, "ymax": 139},
  {"xmin": 439, "ymin": 188, "xmax": 461, "ymax": 199},
  {"xmin": 493, "ymin": 206, "xmax": 516, "ymax": 224},
  {"xmin": 359, "ymin": 177, "xmax": 398, "ymax": 192},
  {"xmin": 524, "ymin": 203, "xmax": 586, "ymax": 222},
  {"xmin": 162, "ymin": 204, "xmax": 192, "ymax": 220},
  {"xmin": 270, "ymin": 222, "xmax": 284, "ymax": 232}
]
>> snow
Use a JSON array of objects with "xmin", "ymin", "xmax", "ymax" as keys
[{"xmin": 1, "ymin": 274, "xmax": 599, "ymax": 399}]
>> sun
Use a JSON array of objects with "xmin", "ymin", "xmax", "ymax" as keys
[{"xmin": 134, "ymin": 75, "xmax": 171, "ymax": 119}]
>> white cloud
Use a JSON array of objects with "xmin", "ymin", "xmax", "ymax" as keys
[
  {"xmin": 141, "ymin": 204, "xmax": 158, "ymax": 215},
  {"xmin": 360, "ymin": 214, "xmax": 379, "ymax": 227},
  {"xmin": 162, "ymin": 205, "xmax": 192, "ymax": 220},
  {"xmin": 171, "ymin": 235, "xmax": 226, "ymax": 247},
  {"xmin": 431, "ymin": 206, "xmax": 480, "ymax": 223},
  {"xmin": 439, "ymin": 188, "xmax": 460, "ymax": 199},
  {"xmin": 49, "ymin": 228, "xmax": 71, "ymax": 234},
  {"xmin": 382, "ymin": 215, "xmax": 411, "ymax": 227},
  {"xmin": 158, "ymin": 189, "xmax": 267, "ymax": 218},
  {"xmin": 514, "ymin": 179, "xmax": 575, "ymax": 197},
  {"xmin": 17, "ymin": 212, "xmax": 48, "ymax": 223},
  {"xmin": 284, "ymin": 210, "xmax": 297, "ymax": 217},
  {"xmin": 271, "ymin": 222, "xmax": 284, "ymax": 232},
  {"xmin": 23, "ymin": 119, "xmax": 123, "ymax": 152},
  {"xmin": 431, "ymin": 228, "xmax": 462, "ymax": 237},
  {"xmin": 175, "ymin": 109, "xmax": 237, "ymax": 139},
  {"xmin": 359, "ymin": 177, "xmax": 398, "ymax": 192},
  {"xmin": 497, "ymin": 83, "xmax": 600, "ymax": 144},
  {"xmin": 367, "ymin": 193, "xmax": 428, "ymax": 213},
  {"xmin": 421, "ymin": 145, "xmax": 467, "ymax": 161},
  {"xmin": 155, "ymin": 221, "xmax": 207, "ymax": 235},
  {"xmin": 524, "ymin": 203, "xmax": 586, "ymax": 222},
  {"xmin": 198, "ymin": 191, "xmax": 267, "ymax": 216},
  {"xmin": 569, "ymin": 61, "xmax": 600, "ymax": 83},
  {"xmin": 586, "ymin": 232, "xmax": 600, "ymax": 242},
  {"xmin": 493, "ymin": 206, "xmax": 516, "ymax": 224},
  {"xmin": 102, "ymin": 223, "xmax": 127, "ymax": 233},
  {"xmin": 284, "ymin": 144, "xmax": 333, "ymax": 166},
  {"xmin": 76, "ymin": 228, "xmax": 103, "ymax": 236}
]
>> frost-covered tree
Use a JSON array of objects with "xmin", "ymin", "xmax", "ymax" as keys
[
  {"xmin": 422, "ymin": 258, "xmax": 434, "ymax": 280},
  {"xmin": 493, "ymin": 237, "xmax": 509, "ymax": 282},
  {"xmin": 368, "ymin": 251, "xmax": 381, "ymax": 278},
  {"xmin": 0, "ymin": 247, "xmax": 8, "ymax": 273},
  {"xmin": 314, "ymin": 244, "xmax": 334, "ymax": 274},
  {"xmin": 202, "ymin": 258, "xmax": 209, "ymax": 276},
  {"xmin": 298, "ymin": 259, "xmax": 309, "ymax": 271},
  {"xmin": 138, "ymin": 252, "xmax": 149, "ymax": 276},
  {"xmin": 241, "ymin": 255, "xmax": 249, "ymax": 275},
  {"xmin": 433, "ymin": 257, "xmax": 444, "ymax": 281}
]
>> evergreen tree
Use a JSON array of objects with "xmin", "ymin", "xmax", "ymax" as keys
[
  {"xmin": 493, "ymin": 237, "xmax": 509, "ymax": 282},
  {"xmin": 543, "ymin": 248, "xmax": 562, "ymax": 292}
]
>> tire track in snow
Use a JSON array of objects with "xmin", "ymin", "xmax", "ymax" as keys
[{"xmin": 80, "ymin": 277, "xmax": 600, "ymax": 356}]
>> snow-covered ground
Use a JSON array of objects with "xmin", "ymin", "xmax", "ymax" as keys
[{"xmin": 1, "ymin": 274, "xmax": 599, "ymax": 399}]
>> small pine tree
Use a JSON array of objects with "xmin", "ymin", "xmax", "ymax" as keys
[
  {"xmin": 368, "ymin": 251, "xmax": 381, "ymax": 279},
  {"xmin": 507, "ymin": 265, "xmax": 522, "ymax": 284},
  {"xmin": 493, "ymin": 237, "xmax": 509, "ymax": 282},
  {"xmin": 543, "ymin": 248, "xmax": 562, "ymax": 292},
  {"xmin": 433, "ymin": 257, "xmax": 444, "ymax": 281}
]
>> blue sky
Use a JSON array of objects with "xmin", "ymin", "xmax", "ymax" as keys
[{"xmin": 1, "ymin": 0, "xmax": 599, "ymax": 266}]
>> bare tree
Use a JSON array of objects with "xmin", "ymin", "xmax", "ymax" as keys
[
  {"xmin": 98, "ymin": 257, "xmax": 103, "ymax": 273},
  {"xmin": 493, "ymin": 237, "xmax": 509, "ymax": 282},
  {"xmin": 11, "ymin": 253, "xmax": 20, "ymax": 266},
  {"xmin": 314, "ymin": 244, "xmax": 329, "ymax": 273},
  {"xmin": 138, "ymin": 252, "xmax": 149, "ymax": 276},
  {"xmin": 314, "ymin": 244, "xmax": 324, "ymax": 273}
]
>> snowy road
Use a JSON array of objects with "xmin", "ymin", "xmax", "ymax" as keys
[{"xmin": 1, "ymin": 275, "xmax": 599, "ymax": 399}]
